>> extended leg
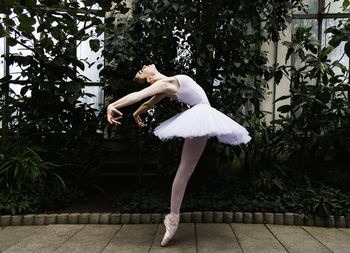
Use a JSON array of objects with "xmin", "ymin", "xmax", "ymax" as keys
[{"xmin": 170, "ymin": 136, "xmax": 208, "ymax": 214}]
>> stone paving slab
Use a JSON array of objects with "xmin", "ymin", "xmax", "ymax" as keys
[
  {"xmin": 54, "ymin": 224, "xmax": 121, "ymax": 253},
  {"xmin": 266, "ymin": 224, "xmax": 331, "ymax": 253},
  {"xmin": 302, "ymin": 226, "xmax": 350, "ymax": 253},
  {"xmin": 1, "ymin": 224, "xmax": 350, "ymax": 253},
  {"xmin": 0, "ymin": 226, "xmax": 45, "ymax": 252},
  {"xmin": 3, "ymin": 224, "xmax": 85, "ymax": 253},
  {"xmin": 101, "ymin": 224, "xmax": 158, "ymax": 253},
  {"xmin": 196, "ymin": 223, "xmax": 242, "ymax": 253},
  {"xmin": 232, "ymin": 223, "xmax": 287, "ymax": 253},
  {"xmin": 150, "ymin": 223, "xmax": 196, "ymax": 253},
  {"xmin": 338, "ymin": 228, "xmax": 350, "ymax": 237}
]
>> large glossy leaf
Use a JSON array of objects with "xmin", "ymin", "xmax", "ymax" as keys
[{"xmin": 89, "ymin": 39, "xmax": 100, "ymax": 52}]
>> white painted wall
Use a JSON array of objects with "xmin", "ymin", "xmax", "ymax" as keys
[{"xmin": 260, "ymin": 25, "xmax": 292, "ymax": 126}]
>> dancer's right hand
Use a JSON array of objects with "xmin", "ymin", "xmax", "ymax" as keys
[
  {"xmin": 133, "ymin": 112, "xmax": 145, "ymax": 128},
  {"xmin": 107, "ymin": 105, "xmax": 123, "ymax": 125}
]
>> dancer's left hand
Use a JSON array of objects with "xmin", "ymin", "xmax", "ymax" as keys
[
  {"xmin": 133, "ymin": 112, "xmax": 145, "ymax": 128},
  {"xmin": 107, "ymin": 105, "xmax": 123, "ymax": 125}
]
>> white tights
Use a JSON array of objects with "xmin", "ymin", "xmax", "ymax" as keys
[{"xmin": 170, "ymin": 136, "xmax": 208, "ymax": 214}]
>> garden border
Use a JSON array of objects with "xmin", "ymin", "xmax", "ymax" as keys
[{"xmin": 1, "ymin": 212, "xmax": 349, "ymax": 227}]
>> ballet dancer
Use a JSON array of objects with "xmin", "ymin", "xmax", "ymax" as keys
[{"xmin": 107, "ymin": 64, "xmax": 251, "ymax": 246}]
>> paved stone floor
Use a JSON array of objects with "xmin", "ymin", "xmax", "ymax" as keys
[{"xmin": 0, "ymin": 223, "xmax": 350, "ymax": 253}]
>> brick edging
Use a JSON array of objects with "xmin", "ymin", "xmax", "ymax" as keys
[{"xmin": 0, "ymin": 212, "xmax": 349, "ymax": 227}]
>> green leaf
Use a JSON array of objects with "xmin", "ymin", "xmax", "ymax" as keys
[
  {"xmin": 20, "ymin": 85, "xmax": 30, "ymax": 96},
  {"xmin": 172, "ymin": 3, "xmax": 179, "ymax": 10},
  {"xmin": 7, "ymin": 37, "xmax": 17, "ymax": 46},
  {"xmin": 76, "ymin": 60, "xmax": 85, "ymax": 71},
  {"xmin": 285, "ymin": 47, "xmax": 294, "ymax": 62},
  {"xmin": 89, "ymin": 39, "xmax": 100, "ymax": 52},
  {"xmin": 277, "ymin": 104, "xmax": 291, "ymax": 113},
  {"xmin": 274, "ymin": 70, "xmax": 283, "ymax": 84},
  {"xmin": 13, "ymin": 6, "xmax": 23, "ymax": 15},
  {"xmin": 273, "ymin": 95, "xmax": 291, "ymax": 104},
  {"xmin": 3, "ymin": 18, "xmax": 16, "ymax": 27},
  {"xmin": 344, "ymin": 41, "xmax": 350, "ymax": 59},
  {"xmin": 319, "ymin": 46, "xmax": 334, "ymax": 58},
  {"xmin": 196, "ymin": 57, "xmax": 204, "ymax": 66},
  {"xmin": 0, "ymin": 23, "xmax": 6, "ymax": 38}
]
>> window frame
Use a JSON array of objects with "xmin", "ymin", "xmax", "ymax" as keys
[{"xmin": 292, "ymin": 0, "xmax": 350, "ymax": 55}]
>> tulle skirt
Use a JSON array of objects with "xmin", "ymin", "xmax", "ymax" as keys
[{"xmin": 154, "ymin": 103, "xmax": 252, "ymax": 145}]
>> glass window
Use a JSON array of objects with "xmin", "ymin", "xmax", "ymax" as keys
[
  {"xmin": 78, "ymin": 86, "xmax": 104, "ymax": 112},
  {"xmin": 292, "ymin": 19, "xmax": 318, "ymax": 37},
  {"xmin": 0, "ymin": 37, "xmax": 5, "ymax": 79},
  {"xmin": 322, "ymin": 18, "xmax": 349, "ymax": 72},
  {"xmin": 291, "ymin": 0, "xmax": 350, "ymax": 102},
  {"xmin": 324, "ymin": 0, "xmax": 350, "ymax": 13},
  {"xmin": 2, "ymin": 7, "xmax": 105, "ymax": 111},
  {"xmin": 76, "ymin": 18, "xmax": 104, "ymax": 83},
  {"xmin": 8, "ymin": 10, "xmax": 39, "ymax": 81},
  {"xmin": 293, "ymin": 0, "xmax": 319, "ymax": 14},
  {"xmin": 292, "ymin": 0, "xmax": 350, "ymax": 70},
  {"xmin": 77, "ymin": 0, "xmax": 102, "ymax": 10}
]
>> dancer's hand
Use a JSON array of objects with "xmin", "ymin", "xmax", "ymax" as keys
[
  {"xmin": 107, "ymin": 105, "xmax": 123, "ymax": 125},
  {"xmin": 133, "ymin": 112, "xmax": 145, "ymax": 128}
]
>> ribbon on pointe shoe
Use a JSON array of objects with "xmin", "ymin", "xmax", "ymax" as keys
[{"xmin": 160, "ymin": 213, "xmax": 180, "ymax": 247}]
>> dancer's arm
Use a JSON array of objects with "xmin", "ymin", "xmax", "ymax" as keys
[
  {"xmin": 107, "ymin": 81, "xmax": 170, "ymax": 125},
  {"xmin": 133, "ymin": 94, "xmax": 166, "ymax": 127},
  {"xmin": 108, "ymin": 81, "xmax": 170, "ymax": 109}
]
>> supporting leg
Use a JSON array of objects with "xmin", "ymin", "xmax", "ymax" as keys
[
  {"xmin": 161, "ymin": 136, "xmax": 207, "ymax": 247},
  {"xmin": 170, "ymin": 136, "xmax": 208, "ymax": 214}
]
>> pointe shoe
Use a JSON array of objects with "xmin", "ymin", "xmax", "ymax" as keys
[{"xmin": 160, "ymin": 212, "xmax": 180, "ymax": 247}]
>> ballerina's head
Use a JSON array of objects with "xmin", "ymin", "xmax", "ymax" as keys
[{"xmin": 133, "ymin": 64, "xmax": 158, "ymax": 85}]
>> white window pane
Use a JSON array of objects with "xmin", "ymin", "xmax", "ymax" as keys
[
  {"xmin": 79, "ymin": 86, "xmax": 104, "ymax": 112},
  {"xmin": 293, "ymin": 0, "xmax": 319, "ymax": 14},
  {"xmin": 0, "ymin": 14, "xmax": 5, "ymax": 128},
  {"xmin": 76, "ymin": 18, "xmax": 104, "ymax": 83},
  {"xmin": 173, "ymin": 26, "xmax": 192, "ymax": 68},
  {"xmin": 292, "ymin": 19, "xmax": 318, "ymax": 37},
  {"xmin": 9, "ymin": 83, "xmax": 31, "ymax": 97},
  {"xmin": 322, "ymin": 18, "xmax": 349, "ymax": 73},
  {"xmin": 8, "ymin": 9, "xmax": 39, "ymax": 81},
  {"xmin": 77, "ymin": 0, "xmax": 102, "ymax": 10},
  {"xmin": 291, "ymin": 19, "xmax": 318, "ymax": 82},
  {"xmin": 0, "ymin": 38, "xmax": 5, "ymax": 79},
  {"xmin": 8, "ymin": 48, "xmax": 32, "ymax": 81},
  {"xmin": 324, "ymin": 0, "xmax": 350, "ymax": 13}
]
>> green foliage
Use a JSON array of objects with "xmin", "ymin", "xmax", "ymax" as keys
[
  {"xmin": 111, "ymin": 180, "xmax": 350, "ymax": 216},
  {"xmin": 239, "ymin": 112, "xmax": 291, "ymax": 192},
  {"xmin": 298, "ymin": 183, "xmax": 350, "ymax": 218},
  {"xmin": 0, "ymin": 146, "xmax": 65, "ymax": 192},
  {"xmin": 257, "ymin": 179, "xmax": 350, "ymax": 218},
  {"xmin": 0, "ymin": 139, "xmax": 68, "ymax": 214},
  {"xmin": 273, "ymin": 23, "xmax": 350, "ymax": 184},
  {"xmin": 0, "ymin": 1, "xmax": 122, "ymax": 195},
  {"xmin": 0, "ymin": 184, "xmax": 87, "ymax": 215},
  {"xmin": 0, "ymin": 188, "xmax": 40, "ymax": 215}
]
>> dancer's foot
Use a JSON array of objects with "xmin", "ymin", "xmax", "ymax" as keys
[{"xmin": 160, "ymin": 212, "xmax": 180, "ymax": 247}]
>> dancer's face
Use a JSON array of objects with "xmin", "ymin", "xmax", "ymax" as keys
[{"xmin": 134, "ymin": 64, "xmax": 157, "ymax": 84}]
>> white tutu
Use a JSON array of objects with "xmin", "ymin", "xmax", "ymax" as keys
[{"xmin": 154, "ymin": 103, "xmax": 252, "ymax": 145}]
